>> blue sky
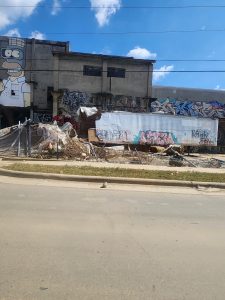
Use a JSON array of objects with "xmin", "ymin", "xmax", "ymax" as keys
[{"xmin": 0, "ymin": 0, "xmax": 225, "ymax": 90}]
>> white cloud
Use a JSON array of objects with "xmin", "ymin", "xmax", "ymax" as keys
[
  {"xmin": 127, "ymin": 46, "xmax": 157, "ymax": 60},
  {"xmin": 4, "ymin": 28, "xmax": 21, "ymax": 37},
  {"xmin": 0, "ymin": 0, "xmax": 43, "ymax": 30},
  {"xmin": 215, "ymin": 85, "xmax": 225, "ymax": 91},
  {"xmin": 51, "ymin": 0, "xmax": 61, "ymax": 15},
  {"xmin": 30, "ymin": 30, "xmax": 46, "ymax": 40},
  {"xmin": 100, "ymin": 46, "xmax": 112, "ymax": 55},
  {"xmin": 153, "ymin": 65, "xmax": 174, "ymax": 82},
  {"xmin": 90, "ymin": 0, "xmax": 121, "ymax": 27}
]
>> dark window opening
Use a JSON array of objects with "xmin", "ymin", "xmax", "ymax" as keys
[
  {"xmin": 47, "ymin": 87, "xmax": 54, "ymax": 111},
  {"xmin": 83, "ymin": 65, "xmax": 102, "ymax": 77},
  {"xmin": 107, "ymin": 67, "xmax": 126, "ymax": 78}
]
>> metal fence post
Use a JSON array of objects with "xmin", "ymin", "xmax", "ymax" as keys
[
  {"xmin": 28, "ymin": 120, "xmax": 32, "ymax": 157},
  {"xmin": 17, "ymin": 121, "xmax": 21, "ymax": 157}
]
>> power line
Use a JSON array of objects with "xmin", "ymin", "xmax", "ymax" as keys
[
  {"xmin": 1, "ymin": 69, "xmax": 225, "ymax": 73},
  {"xmin": 157, "ymin": 60, "xmax": 225, "ymax": 62},
  {"xmin": 8, "ymin": 58, "xmax": 225, "ymax": 62},
  {"xmin": 1, "ymin": 4, "xmax": 225, "ymax": 9},
  {"xmin": 10, "ymin": 29, "xmax": 225, "ymax": 35}
]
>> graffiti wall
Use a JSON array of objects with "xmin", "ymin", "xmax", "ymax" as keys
[
  {"xmin": 96, "ymin": 112, "xmax": 218, "ymax": 146},
  {"xmin": 33, "ymin": 112, "xmax": 53, "ymax": 123},
  {"xmin": 136, "ymin": 131, "xmax": 177, "ymax": 145},
  {"xmin": 96, "ymin": 129, "xmax": 131, "ymax": 143},
  {"xmin": 151, "ymin": 98, "xmax": 225, "ymax": 118},
  {"xmin": 92, "ymin": 94, "xmax": 148, "ymax": 112},
  {"xmin": 59, "ymin": 90, "xmax": 90, "ymax": 116},
  {"xmin": 0, "ymin": 38, "xmax": 31, "ymax": 108},
  {"xmin": 59, "ymin": 90, "xmax": 149, "ymax": 115}
]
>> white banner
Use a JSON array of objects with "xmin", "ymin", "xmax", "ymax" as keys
[{"xmin": 96, "ymin": 112, "xmax": 218, "ymax": 146}]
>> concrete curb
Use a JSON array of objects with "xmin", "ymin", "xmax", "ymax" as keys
[
  {"xmin": 1, "ymin": 167, "xmax": 225, "ymax": 189},
  {"xmin": 0, "ymin": 156, "xmax": 60, "ymax": 162}
]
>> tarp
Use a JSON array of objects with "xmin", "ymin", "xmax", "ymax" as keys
[
  {"xmin": 77, "ymin": 107, "xmax": 98, "ymax": 118},
  {"xmin": 96, "ymin": 112, "xmax": 218, "ymax": 146}
]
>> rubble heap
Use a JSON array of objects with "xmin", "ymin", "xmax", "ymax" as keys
[{"xmin": 63, "ymin": 138, "xmax": 90, "ymax": 159}]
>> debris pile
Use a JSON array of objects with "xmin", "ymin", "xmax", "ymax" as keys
[
  {"xmin": 37, "ymin": 123, "xmax": 68, "ymax": 153},
  {"xmin": 93, "ymin": 146, "xmax": 124, "ymax": 160},
  {"xmin": 63, "ymin": 138, "xmax": 90, "ymax": 160},
  {"xmin": 30, "ymin": 122, "xmax": 74, "ymax": 158},
  {"xmin": 0, "ymin": 126, "xmax": 14, "ymax": 138},
  {"xmin": 0, "ymin": 121, "xmax": 225, "ymax": 169}
]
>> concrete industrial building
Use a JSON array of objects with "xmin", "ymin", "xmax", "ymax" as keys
[
  {"xmin": 0, "ymin": 36, "xmax": 155, "ymax": 128},
  {"xmin": 53, "ymin": 52, "xmax": 154, "ymax": 115}
]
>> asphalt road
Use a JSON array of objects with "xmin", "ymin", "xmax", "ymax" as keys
[{"xmin": 0, "ymin": 178, "xmax": 225, "ymax": 300}]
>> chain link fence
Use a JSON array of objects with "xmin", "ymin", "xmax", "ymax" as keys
[{"xmin": 0, "ymin": 122, "xmax": 45, "ymax": 157}]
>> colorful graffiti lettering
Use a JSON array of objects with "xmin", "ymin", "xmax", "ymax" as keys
[
  {"xmin": 96, "ymin": 129, "xmax": 130, "ymax": 142},
  {"xmin": 135, "ymin": 130, "xmax": 177, "ymax": 146},
  {"xmin": 152, "ymin": 99, "xmax": 225, "ymax": 118},
  {"xmin": 0, "ymin": 38, "xmax": 31, "ymax": 107}
]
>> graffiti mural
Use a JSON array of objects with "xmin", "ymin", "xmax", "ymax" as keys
[
  {"xmin": 191, "ymin": 129, "xmax": 214, "ymax": 145},
  {"xmin": 96, "ymin": 129, "xmax": 131, "ymax": 143},
  {"xmin": 135, "ymin": 130, "xmax": 177, "ymax": 146},
  {"xmin": 105, "ymin": 95, "xmax": 147, "ymax": 112},
  {"xmin": 92, "ymin": 94, "xmax": 148, "ymax": 112},
  {"xmin": 96, "ymin": 112, "xmax": 218, "ymax": 146},
  {"xmin": 0, "ymin": 38, "xmax": 31, "ymax": 107},
  {"xmin": 60, "ymin": 90, "xmax": 90, "ymax": 115},
  {"xmin": 33, "ymin": 112, "xmax": 53, "ymax": 123},
  {"xmin": 151, "ymin": 99, "xmax": 225, "ymax": 118},
  {"xmin": 59, "ymin": 90, "xmax": 149, "ymax": 115}
]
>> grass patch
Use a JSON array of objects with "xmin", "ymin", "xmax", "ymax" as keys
[{"xmin": 3, "ymin": 163, "xmax": 225, "ymax": 183}]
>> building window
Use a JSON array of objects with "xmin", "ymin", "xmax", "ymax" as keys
[
  {"xmin": 83, "ymin": 65, "xmax": 102, "ymax": 77},
  {"xmin": 107, "ymin": 67, "xmax": 126, "ymax": 78}
]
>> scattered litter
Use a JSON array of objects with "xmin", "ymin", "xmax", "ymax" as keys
[
  {"xmin": 100, "ymin": 182, "xmax": 108, "ymax": 189},
  {"xmin": 0, "ymin": 126, "xmax": 14, "ymax": 137},
  {"xmin": 196, "ymin": 186, "xmax": 223, "ymax": 192},
  {"xmin": 77, "ymin": 107, "xmax": 98, "ymax": 118},
  {"xmin": 40, "ymin": 287, "xmax": 48, "ymax": 291}
]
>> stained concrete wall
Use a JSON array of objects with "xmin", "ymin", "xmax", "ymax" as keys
[
  {"xmin": 0, "ymin": 36, "xmax": 154, "ymax": 125},
  {"xmin": 55, "ymin": 53, "xmax": 153, "ymax": 98},
  {"xmin": 152, "ymin": 85, "xmax": 225, "ymax": 103},
  {"xmin": 26, "ymin": 39, "xmax": 68, "ymax": 110}
]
